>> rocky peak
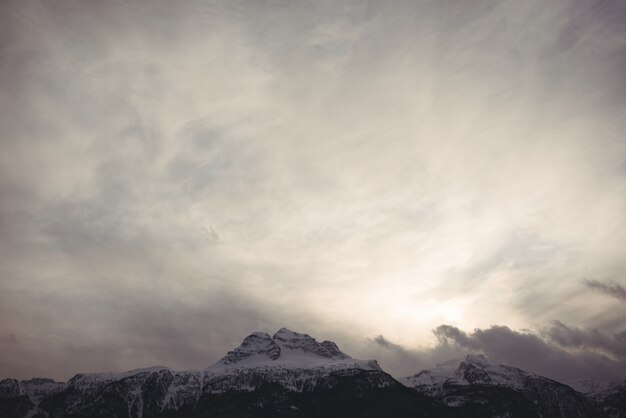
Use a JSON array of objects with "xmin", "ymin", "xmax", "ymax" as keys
[
  {"xmin": 456, "ymin": 354, "xmax": 493, "ymax": 384},
  {"xmin": 272, "ymin": 328, "xmax": 313, "ymax": 345},
  {"xmin": 219, "ymin": 332, "xmax": 281, "ymax": 364},
  {"xmin": 272, "ymin": 328, "xmax": 351, "ymax": 360},
  {"xmin": 215, "ymin": 328, "xmax": 355, "ymax": 366}
]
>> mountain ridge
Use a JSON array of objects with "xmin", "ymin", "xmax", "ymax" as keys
[
  {"xmin": 403, "ymin": 354, "xmax": 614, "ymax": 417},
  {"xmin": 1, "ymin": 328, "xmax": 624, "ymax": 418}
]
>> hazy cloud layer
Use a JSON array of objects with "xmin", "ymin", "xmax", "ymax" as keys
[{"xmin": 1, "ymin": 0, "xmax": 626, "ymax": 380}]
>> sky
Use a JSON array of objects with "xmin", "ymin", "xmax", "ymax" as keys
[{"xmin": 1, "ymin": 0, "xmax": 625, "ymax": 382}]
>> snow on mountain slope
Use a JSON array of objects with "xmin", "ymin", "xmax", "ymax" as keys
[
  {"xmin": 209, "ymin": 328, "xmax": 374, "ymax": 371},
  {"xmin": 403, "ymin": 354, "xmax": 605, "ymax": 418},
  {"xmin": 403, "ymin": 354, "xmax": 531, "ymax": 395},
  {"xmin": 568, "ymin": 379, "xmax": 623, "ymax": 395},
  {"xmin": 204, "ymin": 328, "xmax": 385, "ymax": 393}
]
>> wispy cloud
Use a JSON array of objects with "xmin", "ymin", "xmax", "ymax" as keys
[
  {"xmin": 1, "ymin": 0, "xmax": 625, "ymax": 380},
  {"xmin": 584, "ymin": 279, "xmax": 626, "ymax": 301}
]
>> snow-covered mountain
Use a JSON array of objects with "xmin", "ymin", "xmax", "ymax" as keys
[
  {"xmin": 403, "ymin": 354, "xmax": 605, "ymax": 418},
  {"xmin": 2, "ymin": 330, "xmax": 620, "ymax": 418},
  {"xmin": 210, "ymin": 328, "xmax": 378, "ymax": 372},
  {"xmin": 0, "ymin": 328, "xmax": 441, "ymax": 418},
  {"xmin": 568, "ymin": 379, "xmax": 623, "ymax": 395},
  {"xmin": 203, "ymin": 328, "xmax": 387, "ymax": 394}
]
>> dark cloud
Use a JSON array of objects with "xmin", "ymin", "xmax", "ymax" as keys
[
  {"xmin": 373, "ymin": 335, "xmax": 403, "ymax": 350},
  {"xmin": 584, "ymin": 279, "xmax": 626, "ymax": 301},
  {"xmin": 364, "ymin": 334, "xmax": 465, "ymax": 379},
  {"xmin": 542, "ymin": 320, "xmax": 626, "ymax": 358},
  {"xmin": 430, "ymin": 324, "xmax": 626, "ymax": 381},
  {"xmin": 433, "ymin": 325, "xmax": 483, "ymax": 351}
]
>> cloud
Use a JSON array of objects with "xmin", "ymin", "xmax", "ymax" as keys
[
  {"xmin": 541, "ymin": 320, "xmax": 626, "ymax": 358},
  {"xmin": 430, "ymin": 324, "xmax": 626, "ymax": 381},
  {"xmin": 365, "ymin": 334, "xmax": 465, "ymax": 379},
  {"xmin": 433, "ymin": 325, "xmax": 483, "ymax": 351},
  {"xmin": 1, "ymin": 0, "xmax": 626, "ymax": 381},
  {"xmin": 373, "ymin": 335, "xmax": 403, "ymax": 350},
  {"xmin": 0, "ymin": 334, "xmax": 16, "ymax": 344},
  {"xmin": 584, "ymin": 279, "xmax": 626, "ymax": 301}
]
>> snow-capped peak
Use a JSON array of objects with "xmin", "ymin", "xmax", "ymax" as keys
[
  {"xmin": 401, "ymin": 356, "xmax": 609, "ymax": 416},
  {"xmin": 272, "ymin": 328, "xmax": 352, "ymax": 360},
  {"xmin": 207, "ymin": 328, "xmax": 374, "ymax": 372},
  {"xmin": 403, "ymin": 354, "xmax": 533, "ymax": 391},
  {"xmin": 202, "ymin": 328, "xmax": 382, "ymax": 393}
]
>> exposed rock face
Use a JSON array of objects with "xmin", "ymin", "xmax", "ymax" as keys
[
  {"xmin": 217, "ymin": 328, "xmax": 352, "ymax": 367},
  {"xmin": 270, "ymin": 328, "xmax": 351, "ymax": 360},
  {"xmin": 220, "ymin": 332, "xmax": 281, "ymax": 364},
  {"xmin": 320, "ymin": 340, "xmax": 350, "ymax": 360}
]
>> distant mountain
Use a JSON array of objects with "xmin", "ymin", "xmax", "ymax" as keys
[
  {"xmin": 0, "ymin": 328, "xmax": 445, "ymax": 418},
  {"xmin": 569, "ymin": 378, "xmax": 626, "ymax": 418},
  {"xmin": 402, "ymin": 354, "xmax": 606, "ymax": 418}
]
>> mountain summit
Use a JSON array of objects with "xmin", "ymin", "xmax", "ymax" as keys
[
  {"xmin": 203, "ymin": 328, "xmax": 384, "ymax": 395},
  {"xmin": 214, "ymin": 328, "xmax": 355, "ymax": 368}
]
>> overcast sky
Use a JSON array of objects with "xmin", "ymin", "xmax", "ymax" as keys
[{"xmin": 1, "ymin": 0, "xmax": 625, "ymax": 382}]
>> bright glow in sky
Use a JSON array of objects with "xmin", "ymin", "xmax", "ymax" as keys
[{"xmin": 1, "ymin": 0, "xmax": 625, "ymax": 381}]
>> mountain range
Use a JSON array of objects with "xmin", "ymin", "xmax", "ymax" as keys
[{"xmin": 1, "ymin": 328, "xmax": 624, "ymax": 417}]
